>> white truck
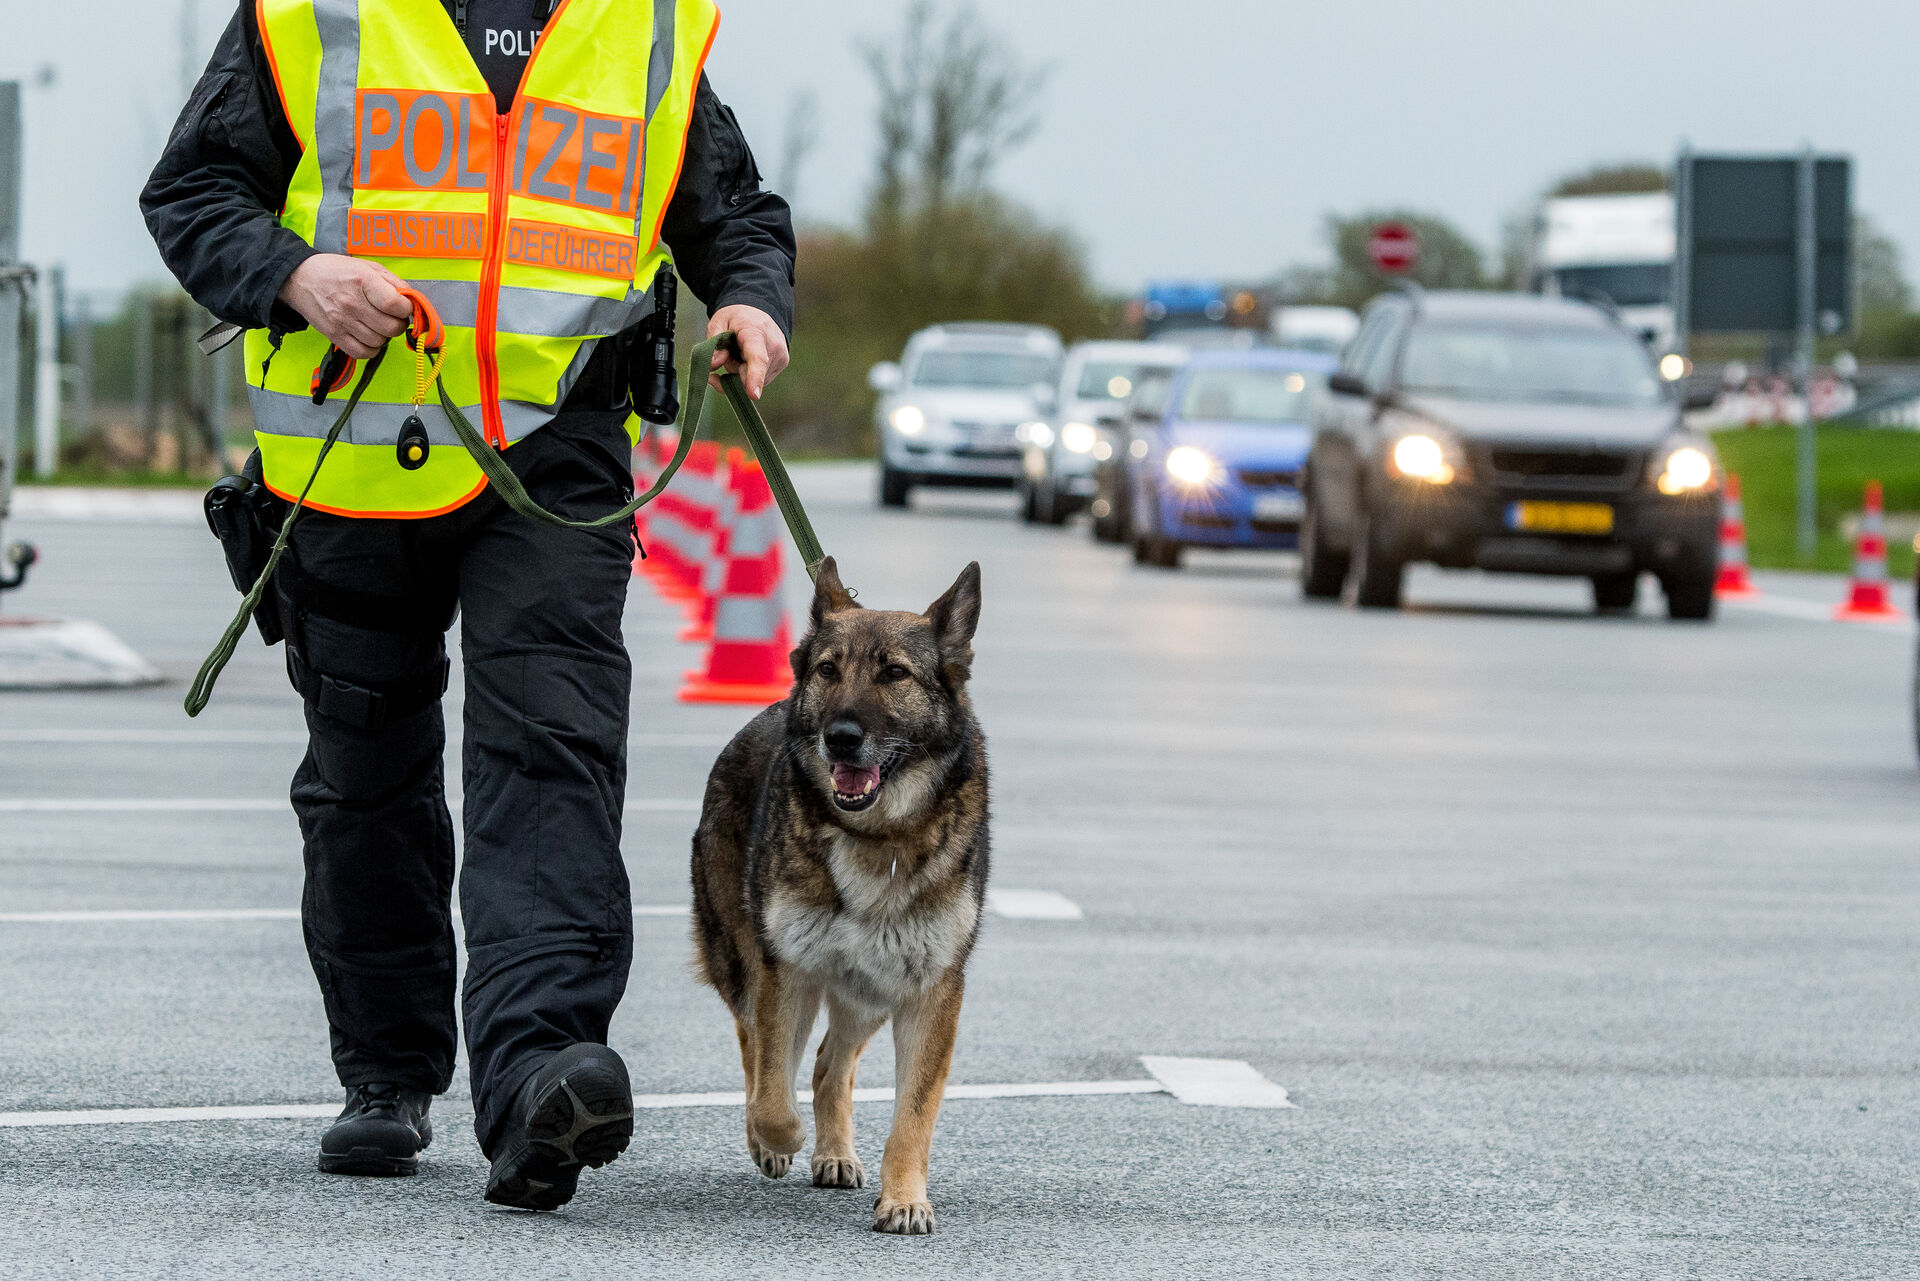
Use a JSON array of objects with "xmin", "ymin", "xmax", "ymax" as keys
[{"xmin": 1532, "ymin": 192, "xmax": 1676, "ymax": 354}]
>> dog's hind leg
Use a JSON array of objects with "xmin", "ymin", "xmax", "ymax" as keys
[
  {"xmin": 873, "ymin": 973, "xmax": 964, "ymax": 1235},
  {"xmin": 810, "ymin": 995, "xmax": 884, "ymax": 1189},
  {"xmin": 745, "ymin": 963, "xmax": 814, "ymax": 1178}
]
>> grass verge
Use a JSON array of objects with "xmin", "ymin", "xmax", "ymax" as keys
[{"xmin": 1712, "ymin": 425, "xmax": 1920, "ymax": 577}]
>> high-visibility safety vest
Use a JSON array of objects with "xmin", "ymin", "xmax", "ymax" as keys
[{"xmin": 247, "ymin": 0, "xmax": 719, "ymax": 517}]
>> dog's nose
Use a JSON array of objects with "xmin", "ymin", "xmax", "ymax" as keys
[{"xmin": 823, "ymin": 718, "xmax": 865, "ymax": 759}]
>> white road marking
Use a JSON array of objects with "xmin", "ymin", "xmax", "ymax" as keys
[
  {"xmin": 1722, "ymin": 594, "xmax": 1916, "ymax": 633},
  {"xmin": 2, "ymin": 899, "xmax": 1085, "ymax": 925},
  {"xmin": 0, "ymin": 797, "xmax": 701, "ymax": 814},
  {"xmin": 0, "ymin": 1104, "xmax": 344, "ymax": 1128},
  {"xmin": 986, "ymin": 888, "xmax": 1085, "ymax": 920},
  {"xmin": 0, "ymin": 1079, "xmax": 1169, "ymax": 1129},
  {"xmin": 0, "ymin": 799, "xmax": 287, "ymax": 813},
  {"xmin": 0, "ymin": 730, "xmax": 729, "ymax": 747},
  {"xmin": 1139, "ymin": 1056, "xmax": 1297, "ymax": 1109},
  {"xmin": 0, "ymin": 909, "xmax": 300, "ymax": 924},
  {"xmin": 0, "ymin": 905, "xmax": 691, "ymax": 924}
]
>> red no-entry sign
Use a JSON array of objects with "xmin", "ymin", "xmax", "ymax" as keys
[{"xmin": 1368, "ymin": 222, "xmax": 1420, "ymax": 275}]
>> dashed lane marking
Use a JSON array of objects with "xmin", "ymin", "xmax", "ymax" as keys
[
  {"xmin": 985, "ymin": 889, "xmax": 1084, "ymax": 920},
  {"xmin": 0, "ymin": 1060, "xmax": 1291, "ymax": 1128},
  {"xmin": 1140, "ymin": 1056, "xmax": 1297, "ymax": 1108},
  {"xmin": 0, "ymin": 894, "xmax": 1071, "ymax": 925}
]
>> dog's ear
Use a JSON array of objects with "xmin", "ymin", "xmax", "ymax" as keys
[
  {"xmin": 809, "ymin": 556, "xmax": 860, "ymax": 629},
  {"xmin": 925, "ymin": 561, "xmax": 982, "ymax": 682}
]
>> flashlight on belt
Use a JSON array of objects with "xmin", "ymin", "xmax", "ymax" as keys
[{"xmin": 628, "ymin": 268, "xmax": 680, "ymax": 426}]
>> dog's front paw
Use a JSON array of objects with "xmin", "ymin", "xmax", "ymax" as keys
[
  {"xmin": 747, "ymin": 1108, "xmax": 805, "ymax": 1156},
  {"xmin": 811, "ymin": 1154, "xmax": 866, "ymax": 1189},
  {"xmin": 749, "ymin": 1139, "xmax": 792, "ymax": 1179},
  {"xmin": 872, "ymin": 1196, "xmax": 936, "ymax": 1235}
]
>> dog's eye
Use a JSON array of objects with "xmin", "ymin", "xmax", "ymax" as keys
[
  {"xmin": 878, "ymin": 664, "xmax": 910, "ymax": 683},
  {"xmin": 815, "ymin": 660, "xmax": 840, "ymax": 681}
]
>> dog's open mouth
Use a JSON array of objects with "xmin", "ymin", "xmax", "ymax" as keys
[{"xmin": 830, "ymin": 763, "xmax": 884, "ymax": 812}]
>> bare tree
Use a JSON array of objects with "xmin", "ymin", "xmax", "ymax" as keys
[
  {"xmin": 776, "ymin": 89, "xmax": 820, "ymax": 217},
  {"xmin": 862, "ymin": 1, "xmax": 1046, "ymax": 222}
]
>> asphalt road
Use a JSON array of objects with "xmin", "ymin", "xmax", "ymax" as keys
[{"xmin": 2, "ymin": 464, "xmax": 1917, "ymax": 1278}]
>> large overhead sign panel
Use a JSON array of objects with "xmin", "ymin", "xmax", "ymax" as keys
[{"xmin": 1676, "ymin": 153, "xmax": 1851, "ymax": 336}]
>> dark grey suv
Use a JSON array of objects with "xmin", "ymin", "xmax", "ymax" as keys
[{"xmin": 1301, "ymin": 290, "xmax": 1722, "ymax": 619}]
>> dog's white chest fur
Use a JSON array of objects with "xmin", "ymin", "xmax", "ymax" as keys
[{"xmin": 764, "ymin": 833, "xmax": 977, "ymax": 1012}]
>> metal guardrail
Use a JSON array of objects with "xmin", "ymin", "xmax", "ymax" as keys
[{"xmin": 1831, "ymin": 377, "xmax": 1920, "ymax": 427}]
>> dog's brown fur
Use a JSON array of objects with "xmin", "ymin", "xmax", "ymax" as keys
[{"xmin": 690, "ymin": 558, "xmax": 988, "ymax": 1235}]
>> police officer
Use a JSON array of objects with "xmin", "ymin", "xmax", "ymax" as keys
[{"xmin": 141, "ymin": 0, "xmax": 793, "ymax": 1209}]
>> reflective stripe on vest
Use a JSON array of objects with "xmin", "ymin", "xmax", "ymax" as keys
[{"xmin": 247, "ymin": 0, "xmax": 719, "ymax": 518}]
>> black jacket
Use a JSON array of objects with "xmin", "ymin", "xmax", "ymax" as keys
[{"xmin": 140, "ymin": 1, "xmax": 795, "ymax": 341}]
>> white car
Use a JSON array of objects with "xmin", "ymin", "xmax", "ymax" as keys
[
  {"xmin": 868, "ymin": 324, "xmax": 1064, "ymax": 508},
  {"xmin": 1017, "ymin": 340, "xmax": 1187, "ymax": 525}
]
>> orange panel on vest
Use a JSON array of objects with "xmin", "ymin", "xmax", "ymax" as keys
[
  {"xmin": 356, "ymin": 88, "xmax": 495, "ymax": 193},
  {"xmin": 510, "ymin": 97, "xmax": 646, "ymax": 216},
  {"xmin": 504, "ymin": 219, "xmax": 638, "ymax": 281},
  {"xmin": 348, "ymin": 209, "xmax": 488, "ymax": 260}
]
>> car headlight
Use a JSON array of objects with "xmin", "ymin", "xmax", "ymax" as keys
[
  {"xmin": 1022, "ymin": 421, "xmax": 1055, "ymax": 449},
  {"xmin": 1390, "ymin": 433, "xmax": 1455, "ymax": 484},
  {"xmin": 1165, "ymin": 446, "xmax": 1217, "ymax": 486},
  {"xmin": 1060, "ymin": 422, "xmax": 1097, "ymax": 454},
  {"xmin": 890, "ymin": 405, "xmax": 926, "ymax": 435},
  {"xmin": 1654, "ymin": 442, "xmax": 1717, "ymax": 495},
  {"xmin": 1092, "ymin": 439, "xmax": 1114, "ymax": 462}
]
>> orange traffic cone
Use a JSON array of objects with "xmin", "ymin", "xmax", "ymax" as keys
[
  {"xmin": 681, "ymin": 449, "xmax": 757, "ymax": 642},
  {"xmin": 679, "ymin": 482, "xmax": 794, "ymax": 705},
  {"xmin": 634, "ymin": 428, "xmax": 684, "ymax": 583},
  {"xmin": 1835, "ymin": 481, "xmax": 1905, "ymax": 621},
  {"xmin": 649, "ymin": 441, "xmax": 725, "ymax": 605},
  {"xmin": 1714, "ymin": 474, "xmax": 1758, "ymax": 598}
]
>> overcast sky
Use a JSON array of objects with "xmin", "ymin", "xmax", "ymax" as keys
[{"xmin": 8, "ymin": 0, "xmax": 1916, "ymax": 301}]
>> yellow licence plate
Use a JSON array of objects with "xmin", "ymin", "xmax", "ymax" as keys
[{"xmin": 1506, "ymin": 501, "xmax": 1615, "ymax": 535}]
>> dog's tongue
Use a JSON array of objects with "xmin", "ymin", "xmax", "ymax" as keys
[{"xmin": 832, "ymin": 763, "xmax": 881, "ymax": 796}]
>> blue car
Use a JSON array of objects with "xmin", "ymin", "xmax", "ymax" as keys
[{"xmin": 1127, "ymin": 349, "xmax": 1339, "ymax": 568}]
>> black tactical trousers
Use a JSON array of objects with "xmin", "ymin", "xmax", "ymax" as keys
[{"xmin": 276, "ymin": 409, "xmax": 637, "ymax": 1155}]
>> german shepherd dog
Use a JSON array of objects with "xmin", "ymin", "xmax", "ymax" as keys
[{"xmin": 690, "ymin": 557, "xmax": 988, "ymax": 1235}]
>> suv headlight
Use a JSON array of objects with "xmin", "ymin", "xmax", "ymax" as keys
[
  {"xmin": 1387, "ymin": 429, "xmax": 1466, "ymax": 485},
  {"xmin": 1651, "ymin": 436, "xmax": 1719, "ymax": 495},
  {"xmin": 1060, "ymin": 421, "xmax": 1098, "ymax": 454},
  {"xmin": 890, "ymin": 405, "xmax": 926, "ymax": 435}
]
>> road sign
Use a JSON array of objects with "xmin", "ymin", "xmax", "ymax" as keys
[
  {"xmin": 1676, "ymin": 153, "xmax": 1851, "ymax": 336},
  {"xmin": 1368, "ymin": 222, "xmax": 1420, "ymax": 275},
  {"xmin": 1674, "ymin": 148, "xmax": 1853, "ymax": 561}
]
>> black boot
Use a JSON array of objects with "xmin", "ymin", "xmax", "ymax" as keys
[
  {"xmin": 484, "ymin": 1044, "xmax": 633, "ymax": 1211},
  {"xmin": 319, "ymin": 1083, "xmax": 434, "ymax": 1177}
]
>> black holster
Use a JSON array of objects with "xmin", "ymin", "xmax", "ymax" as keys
[{"xmin": 204, "ymin": 450, "xmax": 289, "ymax": 645}]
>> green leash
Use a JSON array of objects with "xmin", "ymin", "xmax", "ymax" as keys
[
  {"xmin": 185, "ymin": 329, "xmax": 826, "ymax": 718},
  {"xmin": 184, "ymin": 348, "xmax": 387, "ymax": 718},
  {"xmin": 431, "ymin": 332, "xmax": 828, "ymax": 578}
]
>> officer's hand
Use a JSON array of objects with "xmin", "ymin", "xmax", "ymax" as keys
[
  {"xmin": 707, "ymin": 305, "xmax": 790, "ymax": 401},
  {"xmin": 278, "ymin": 255, "xmax": 415, "ymax": 360}
]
